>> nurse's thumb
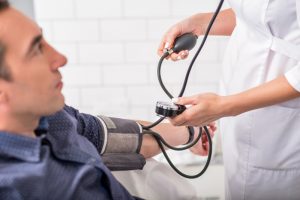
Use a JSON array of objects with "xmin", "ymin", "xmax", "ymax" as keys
[
  {"xmin": 165, "ymin": 29, "xmax": 182, "ymax": 49},
  {"xmin": 172, "ymin": 97, "xmax": 194, "ymax": 105}
]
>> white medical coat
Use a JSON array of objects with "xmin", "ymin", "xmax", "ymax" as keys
[{"xmin": 221, "ymin": 0, "xmax": 300, "ymax": 199}]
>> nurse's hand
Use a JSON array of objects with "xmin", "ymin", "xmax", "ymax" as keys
[
  {"xmin": 157, "ymin": 16, "xmax": 202, "ymax": 61},
  {"xmin": 189, "ymin": 123, "xmax": 217, "ymax": 156},
  {"xmin": 169, "ymin": 93, "xmax": 227, "ymax": 127}
]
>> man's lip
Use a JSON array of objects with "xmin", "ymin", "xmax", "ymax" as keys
[{"xmin": 56, "ymin": 80, "xmax": 63, "ymax": 89}]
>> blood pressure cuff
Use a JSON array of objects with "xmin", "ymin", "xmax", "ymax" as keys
[{"xmin": 96, "ymin": 115, "xmax": 146, "ymax": 171}]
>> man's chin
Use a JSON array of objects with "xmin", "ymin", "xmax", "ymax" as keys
[
  {"xmin": 45, "ymin": 97, "xmax": 65, "ymax": 115},
  {"xmin": 55, "ymin": 97, "xmax": 65, "ymax": 112}
]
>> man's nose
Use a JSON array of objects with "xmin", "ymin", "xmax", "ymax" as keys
[{"xmin": 50, "ymin": 48, "xmax": 68, "ymax": 70}]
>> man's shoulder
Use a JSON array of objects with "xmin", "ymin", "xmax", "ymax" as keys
[{"xmin": 46, "ymin": 105, "xmax": 79, "ymax": 132}]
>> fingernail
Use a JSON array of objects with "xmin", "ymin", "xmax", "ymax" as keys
[
  {"xmin": 177, "ymin": 56, "xmax": 182, "ymax": 60},
  {"xmin": 164, "ymin": 42, "xmax": 170, "ymax": 49},
  {"xmin": 172, "ymin": 98, "xmax": 178, "ymax": 103}
]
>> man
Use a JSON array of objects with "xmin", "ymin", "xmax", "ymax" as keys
[{"xmin": 0, "ymin": 1, "xmax": 214, "ymax": 199}]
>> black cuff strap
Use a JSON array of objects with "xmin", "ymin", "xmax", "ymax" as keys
[
  {"xmin": 96, "ymin": 115, "xmax": 143, "ymax": 154},
  {"xmin": 102, "ymin": 153, "xmax": 146, "ymax": 171}
]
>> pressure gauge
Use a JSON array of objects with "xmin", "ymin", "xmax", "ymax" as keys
[{"xmin": 155, "ymin": 101, "xmax": 186, "ymax": 117}]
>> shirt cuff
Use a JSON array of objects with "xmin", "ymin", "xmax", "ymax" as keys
[{"xmin": 285, "ymin": 63, "xmax": 300, "ymax": 92}]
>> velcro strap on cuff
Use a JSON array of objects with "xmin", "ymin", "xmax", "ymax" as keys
[
  {"xmin": 96, "ymin": 115, "xmax": 143, "ymax": 155},
  {"xmin": 102, "ymin": 153, "xmax": 146, "ymax": 171}
]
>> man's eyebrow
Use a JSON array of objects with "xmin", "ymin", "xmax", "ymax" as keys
[{"xmin": 26, "ymin": 34, "xmax": 43, "ymax": 56}]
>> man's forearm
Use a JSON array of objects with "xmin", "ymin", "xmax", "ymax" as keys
[
  {"xmin": 223, "ymin": 76, "xmax": 300, "ymax": 116},
  {"xmin": 137, "ymin": 121, "xmax": 189, "ymax": 158}
]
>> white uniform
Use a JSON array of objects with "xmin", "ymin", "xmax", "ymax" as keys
[{"xmin": 221, "ymin": 0, "xmax": 300, "ymax": 199}]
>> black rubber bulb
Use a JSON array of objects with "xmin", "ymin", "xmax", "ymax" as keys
[{"xmin": 172, "ymin": 33, "xmax": 198, "ymax": 53}]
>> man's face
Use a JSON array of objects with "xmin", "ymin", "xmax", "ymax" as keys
[{"xmin": 0, "ymin": 8, "xmax": 67, "ymax": 117}]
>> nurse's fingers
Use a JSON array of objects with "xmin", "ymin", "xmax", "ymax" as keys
[
  {"xmin": 181, "ymin": 50, "xmax": 189, "ymax": 59},
  {"xmin": 189, "ymin": 136, "xmax": 209, "ymax": 156},
  {"xmin": 201, "ymin": 135, "xmax": 208, "ymax": 151},
  {"xmin": 157, "ymin": 38, "xmax": 171, "ymax": 56},
  {"xmin": 168, "ymin": 113, "xmax": 187, "ymax": 126},
  {"xmin": 169, "ymin": 50, "xmax": 189, "ymax": 61},
  {"xmin": 207, "ymin": 122, "xmax": 217, "ymax": 133},
  {"xmin": 190, "ymin": 145, "xmax": 208, "ymax": 156},
  {"xmin": 172, "ymin": 95, "xmax": 197, "ymax": 106},
  {"xmin": 201, "ymin": 141, "xmax": 210, "ymax": 153},
  {"xmin": 205, "ymin": 127, "xmax": 215, "ymax": 138},
  {"xmin": 169, "ymin": 108, "xmax": 198, "ymax": 126},
  {"xmin": 168, "ymin": 104, "xmax": 198, "ymax": 126},
  {"xmin": 169, "ymin": 52, "xmax": 181, "ymax": 61},
  {"xmin": 157, "ymin": 29, "xmax": 180, "ymax": 57}
]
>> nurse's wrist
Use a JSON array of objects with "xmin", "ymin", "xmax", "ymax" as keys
[
  {"xmin": 221, "ymin": 95, "xmax": 244, "ymax": 117},
  {"xmin": 189, "ymin": 13, "xmax": 210, "ymax": 36}
]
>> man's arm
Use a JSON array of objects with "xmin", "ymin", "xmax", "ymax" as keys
[
  {"xmin": 137, "ymin": 121, "xmax": 189, "ymax": 158},
  {"xmin": 62, "ymin": 105, "xmax": 197, "ymax": 170}
]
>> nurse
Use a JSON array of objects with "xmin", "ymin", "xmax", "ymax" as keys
[{"xmin": 158, "ymin": 1, "xmax": 300, "ymax": 200}]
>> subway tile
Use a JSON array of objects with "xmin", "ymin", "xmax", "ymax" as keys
[
  {"xmin": 101, "ymin": 19, "xmax": 147, "ymax": 41},
  {"xmin": 62, "ymin": 87, "xmax": 81, "ymax": 108},
  {"xmin": 81, "ymin": 87, "xmax": 128, "ymax": 116},
  {"xmin": 124, "ymin": 0, "xmax": 170, "ymax": 17},
  {"xmin": 34, "ymin": 0, "xmax": 74, "ymax": 19},
  {"xmin": 102, "ymin": 65, "xmax": 148, "ymax": 85},
  {"xmin": 53, "ymin": 20, "xmax": 99, "ymax": 42},
  {"xmin": 125, "ymin": 42, "xmax": 158, "ymax": 63},
  {"xmin": 147, "ymin": 18, "xmax": 181, "ymax": 40},
  {"xmin": 61, "ymin": 65, "xmax": 102, "ymax": 86},
  {"xmin": 171, "ymin": 0, "xmax": 221, "ymax": 16},
  {"xmin": 127, "ymin": 86, "xmax": 170, "ymax": 106},
  {"xmin": 75, "ymin": 0, "xmax": 122, "ymax": 18},
  {"xmin": 79, "ymin": 43, "xmax": 124, "ymax": 64}
]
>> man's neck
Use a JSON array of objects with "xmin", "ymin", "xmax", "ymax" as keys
[{"xmin": 0, "ymin": 113, "xmax": 39, "ymax": 138}]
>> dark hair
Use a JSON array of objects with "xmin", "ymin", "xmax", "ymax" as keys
[
  {"xmin": 0, "ymin": 0, "xmax": 11, "ymax": 81},
  {"xmin": 0, "ymin": 0, "xmax": 8, "ymax": 10}
]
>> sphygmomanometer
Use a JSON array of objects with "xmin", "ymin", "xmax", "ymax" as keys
[{"xmin": 142, "ymin": 0, "xmax": 225, "ymax": 179}]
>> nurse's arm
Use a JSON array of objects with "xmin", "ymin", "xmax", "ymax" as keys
[
  {"xmin": 169, "ymin": 76, "xmax": 300, "ymax": 127},
  {"xmin": 158, "ymin": 8, "xmax": 236, "ymax": 60},
  {"xmin": 225, "ymin": 76, "xmax": 300, "ymax": 116},
  {"xmin": 192, "ymin": 8, "xmax": 236, "ymax": 36}
]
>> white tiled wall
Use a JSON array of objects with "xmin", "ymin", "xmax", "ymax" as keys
[{"xmin": 33, "ymin": 0, "xmax": 229, "ymax": 122}]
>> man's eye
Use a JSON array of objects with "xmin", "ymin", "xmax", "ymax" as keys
[
  {"xmin": 37, "ymin": 43, "xmax": 43, "ymax": 52},
  {"xmin": 33, "ymin": 43, "xmax": 43, "ymax": 55}
]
